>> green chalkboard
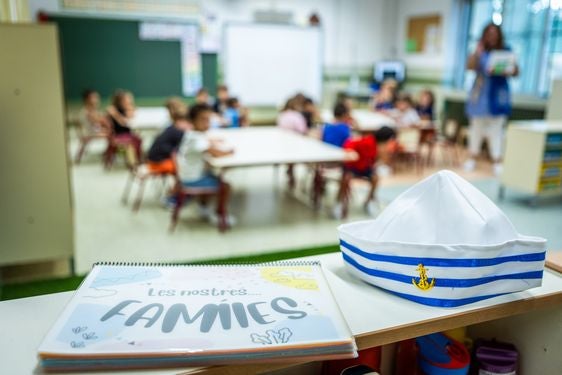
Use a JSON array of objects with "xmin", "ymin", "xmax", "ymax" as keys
[{"xmin": 50, "ymin": 15, "xmax": 217, "ymax": 100}]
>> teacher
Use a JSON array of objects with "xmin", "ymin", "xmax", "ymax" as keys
[{"xmin": 464, "ymin": 23, "xmax": 518, "ymax": 175}]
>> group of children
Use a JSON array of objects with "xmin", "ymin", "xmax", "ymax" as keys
[
  {"xmin": 79, "ymin": 88, "xmax": 234, "ymax": 222},
  {"xmin": 195, "ymin": 85, "xmax": 250, "ymax": 128},
  {"xmin": 276, "ymin": 93, "xmax": 320, "ymax": 134},
  {"xmin": 81, "ymin": 89, "xmax": 143, "ymax": 166},
  {"xmin": 372, "ymin": 80, "xmax": 435, "ymax": 127},
  {"xmin": 274, "ymin": 82, "xmax": 436, "ymax": 218},
  {"xmin": 80, "ymin": 82, "xmax": 435, "ymax": 223}
]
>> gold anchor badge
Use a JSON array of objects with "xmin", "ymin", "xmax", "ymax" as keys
[{"xmin": 412, "ymin": 264, "xmax": 435, "ymax": 291}]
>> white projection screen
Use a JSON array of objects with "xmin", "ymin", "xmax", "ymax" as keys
[{"xmin": 224, "ymin": 23, "xmax": 323, "ymax": 106}]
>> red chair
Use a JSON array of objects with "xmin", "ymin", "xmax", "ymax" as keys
[
  {"xmin": 121, "ymin": 164, "xmax": 175, "ymax": 212},
  {"xmin": 103, "ymin": 131, "xmax": 142, "ymax": 170},
  {"xmin": 168, "ymin": 155, "xmax": 231, "ymax": 232}
]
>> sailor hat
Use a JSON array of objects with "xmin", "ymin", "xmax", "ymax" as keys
[{"xmin": 338, "ymin": 170, "xmax": 547, "ymax": 307}]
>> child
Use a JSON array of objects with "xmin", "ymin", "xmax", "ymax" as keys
[
  {"xmin": 333, "ymin": 132, "xmax": 379, "ymax": 218},
  {"xmin": 195, "ymin": 88, "xmax": 210, "ymax": 105},
  {"xmin": 416, "ymin": 89, "xmax": 437, "ymax": 158},
  {"xmin": 390, "ymin": 93, "xmax": 421, "ymax": 128},
  {"xmin": 277, "ymin": 98, "xmax": 307, "ymax": 135},
  {"xmin": 106, "ymin": 90, "xmax": 142, "ymax": 165},
  {"xmin": 416, "ymin": 89, "xmax": 435, "ymax": 121},
  {"xmin": 302, "ymin": 97, "xmax": 318, "ymax": 129},
  {"xmin": 224, "ymin": 97, "xmax": 242, "ymax": 128},
  {"xmin": 176, "ymin": 103, "xmax": 233, "ymax": 222},
  {"xmin": 212, "ymin": 85, "xmax": 229, "ymax": 115},
  {"xmin": 322, "ymin": 103, "xmax": 352, "ymax": 148},
  {"xmin": 146, "ymin": 98, "xmax": 189, "ymax": 174},
  {"xmin": 79, "ymin": 89, "xmax": 109, "ymax": 136},
  {"xmin": 337, "ymin": 95, "xmax": 358, "ymax": 128},
  {"xmin": 372, "ymin": 80, "xmax": 397, "ymax": 111}
]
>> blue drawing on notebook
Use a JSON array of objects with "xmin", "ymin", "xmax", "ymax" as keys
[
  {"xmin": 274, "ymin": 315, "xmax": 339, "ymax": 342},
  {"xmin": 89, "ymin": 267, "xmax": 162, "ymax": 288},
  {"xmin": 57, "ymin": 303, "xmax": 125, "ymax": 348},
  {"xmin": 250, "ymin": 328, "xmax": 293, "ymax": 345}
]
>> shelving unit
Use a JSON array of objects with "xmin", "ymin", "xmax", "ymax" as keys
[{"xmin": 500, "ymin": 121, "xmax": 562, "ymax": 203}]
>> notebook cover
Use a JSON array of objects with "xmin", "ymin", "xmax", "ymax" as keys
[{"xmin": 38, "ymin": 261, "xmax": 356, "ymax": 368}]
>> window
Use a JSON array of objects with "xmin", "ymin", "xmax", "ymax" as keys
[{"xmin": 459, "ymin": 0, "xmax": 562, "ymax": 96}]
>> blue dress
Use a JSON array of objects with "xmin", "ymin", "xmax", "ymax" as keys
[{"xmin": 465, "ymin": 50, "xmax": 512, "ymax": 118}]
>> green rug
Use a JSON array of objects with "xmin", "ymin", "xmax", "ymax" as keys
[{"xmin": 0, "ymin": 244, "xmax": 339, "ymax": 301}]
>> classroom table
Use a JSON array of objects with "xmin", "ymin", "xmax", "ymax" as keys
[
  {"xmin": 2, "ymin": 252, "xmax": 562, "ymax": 375},
  {"xmin": 207, "ymin": 127, "xmax": 347, "ymax": 169},
  {"xmin": 130, "ymin": 107, "xmax": 170, "ymax": 130},
  {"xmin": 321, "ymin": 109, "xmax": 396, "ymax": 131},
  {"xmin": 206, "ymin": 127, "xmax": 349, "ymax": 212}
]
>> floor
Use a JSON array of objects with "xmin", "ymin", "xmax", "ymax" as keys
[{"xmin": 65, "ymin": 133, "xmax": 562, "ymax": 276}]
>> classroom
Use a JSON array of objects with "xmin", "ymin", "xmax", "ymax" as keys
[{"xmin": 1, "ymin": 0, "xmax": 562, "ymax": 374}]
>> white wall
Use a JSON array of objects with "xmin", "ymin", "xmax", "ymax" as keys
[
  {"xmin": 394, "ymin": 0, "xmax": 458, "ymax": 80},
  {"xmin": 202, "ymin": 0, "xmax": 395, "ymax": 69},
  {"xmin": 28, "ymin": 0, "xmax": 463, "ymax": 80}
]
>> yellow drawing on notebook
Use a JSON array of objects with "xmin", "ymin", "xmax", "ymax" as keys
[
  {"xmin": 261, "ymin": 267, "xmax": 318, "ymax": 290},
  {"xmin": 412, "ymin": 264, "xmax": 435, "ymax": 291}
]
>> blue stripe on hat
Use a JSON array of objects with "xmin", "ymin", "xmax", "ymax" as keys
[
  {"xmin": 343, "ymin": 253, "xmax": 543, "ymax": 288},
  {"xmin": 378, "ymin": 285, "xmax": 506, "ymax": 307},
  {"xmin": 340, "ymin": 239, "xmax": 545, "ymax": 267}
]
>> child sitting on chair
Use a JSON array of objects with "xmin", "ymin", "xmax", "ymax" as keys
[
  {"xmin": 224, "ymin": 97, "xmax": 247, "ymax": 128},
  {"xmin": 146, "ymin": 98, "xmax": 190, "ymax": 174},
  {"xmin": 390, "ymin": 93, "xmax": 421, "ymax": 128},
  {"xmin": 277, "ymin": 98, "xmax": 308, "ymax": 135},
  {"xmin": 416, "ymin": 89, "xmax": 435, "ymax": 121},
  {"xmin": 106, "ymin": 89, "xmax": 142, "ymax": 166},
  {"xmin": 333, "ymin": 132, "xmax": 379, "ymax": 219},
  {"xmin": 372, "ymin": 80, "xmax": 397, "ymax": 111},
  {"xmin": 176, "ymin": 104, "xmax": 233, "ymax": 221},
  {"xmin": 322, "ymin": 102, "xmax": 352, "ymax": 148},
  {"xmin": 79, "ymin": 89, "xmax": 109, "ymax": 136}
]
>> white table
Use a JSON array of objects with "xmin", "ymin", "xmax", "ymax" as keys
[
  {"xmin": 130, "ymin": 107, "xmax": 170, "ymax": 130},
  {"xmin": 2, "ymin": 252, "xmax": 562, "ymax": 374},
  {"xmin": 173, "ymin": 127, "xmax": 350, "ymax": 231},
  {"xmin": 321, "ymin": 109, "xmax": 396, "ymax": 131},
  {"xmin": 207, "ymin": 127, "xmax": 348, "ymax": 169}
]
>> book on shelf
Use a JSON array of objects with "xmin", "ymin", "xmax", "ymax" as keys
[{"xmin": 38, "ymin": 261, "xmax": 356, "ymax": 371}]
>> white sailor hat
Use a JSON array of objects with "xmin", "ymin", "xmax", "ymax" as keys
[{"xmin": 338, "ymin": 170, "xmax": 547, "ymax": 307}]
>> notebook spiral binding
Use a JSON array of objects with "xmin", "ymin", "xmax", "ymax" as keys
[{"xmin": 93, "ymin": 260, "xmax": 321, "ymax": 267}]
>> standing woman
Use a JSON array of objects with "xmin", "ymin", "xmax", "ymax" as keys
[{"xmin": 464, "ymin": 23, "xmax": 518, "ymax": 175}]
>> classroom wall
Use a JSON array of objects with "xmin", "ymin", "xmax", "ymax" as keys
[
  {"xmin": 393, "ymin": 0, "xmax": 459, "ymax": 84},
  {"xmin": 29, "ymin": 0, "xmax": 397, "ymax": 71}
]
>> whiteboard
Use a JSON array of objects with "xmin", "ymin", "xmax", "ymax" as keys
[{"xmin": 224, "ymin": 23, "xmax": 323, "ymax": 106}]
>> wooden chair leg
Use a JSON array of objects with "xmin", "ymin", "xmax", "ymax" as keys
[
  {"xmin": 216, "ymin": 182, "xmax": 230, "ymax": 232},
  {"xmin": 341, "ymin": 174, "xmax": 352, "ymax": 219},
  {"xmin": 132, "ymin": 176, "xmax": 146, "ymax": 212},
  {"xmin": 286, "ymin": 164, "xmax": 295, "ymax": 191},
  {"xmin": 169, "ymin": 193, "xmax": 185, "ymax": 233},
  {"xmin": 311, "ymin": 165, "xmax": 324, "ymax": 210},
  {"xmin": 75, "ymin": 139, "xmax": 88, "ymax": 164},
  {"xmin": 104, "ymin": 144, "xmax": 116, "ymax": 170}
]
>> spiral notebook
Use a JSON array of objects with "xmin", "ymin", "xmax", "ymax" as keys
[{"xmin": 38, "ymin": 261, "xmax": 356, "ymax": 371}]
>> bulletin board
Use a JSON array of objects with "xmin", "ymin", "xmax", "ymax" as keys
[{"xmin": 406, "ymin": 14, "xmax": 442, "ymax": 54}]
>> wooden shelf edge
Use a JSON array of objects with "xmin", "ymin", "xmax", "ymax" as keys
[{"xmin": 354, "ymin": 291, "xmax": 562, "ymax": 350}]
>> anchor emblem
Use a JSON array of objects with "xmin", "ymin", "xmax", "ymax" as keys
[{"xmin": 412, "ymin": 263, "xmax": 435, "ymax": 291}]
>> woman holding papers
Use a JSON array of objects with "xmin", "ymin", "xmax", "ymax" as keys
[{"xmin": 465, "ymin": 23, "xmax": 518, "ymax": 176}]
